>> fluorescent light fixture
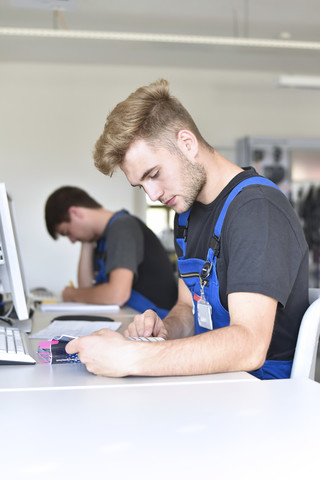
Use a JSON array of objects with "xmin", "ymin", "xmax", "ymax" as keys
[
  {"xmin": 1, "ymin": 27, "xmax": 320, "ymax": 51},
  {"xmin": 277, "ymin": 75, "xmax": 320, "ymax": 89},
  {"xmin": 11, "ymin": 0, "xmax": 77, "ymax": 10}
]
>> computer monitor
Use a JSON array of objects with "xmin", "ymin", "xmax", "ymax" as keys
[
  {"xmin": 7, "ymin": 187, "xmax": 30, "ymax": 299},
  {"xmin": 0, "ymin": 183, "xmax": 31, "ymax": 331}
]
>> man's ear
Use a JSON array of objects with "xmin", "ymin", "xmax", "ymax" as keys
[
  {"xmin": 68, "ymin": 206, "xmax": 83, "ymax": 219},
  {"xmin": 177, "ymin": 130, "xmax": 199, "ymax": 158}
]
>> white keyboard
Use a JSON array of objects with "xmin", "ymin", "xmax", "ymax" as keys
[{"xmin": 0, "ymin": 326, "xmax": 36, "ymax": 365}]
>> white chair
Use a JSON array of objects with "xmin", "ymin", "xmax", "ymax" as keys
[{"xmin": 290, "ymin": 288, "xmax": 320, "ymax": 380}]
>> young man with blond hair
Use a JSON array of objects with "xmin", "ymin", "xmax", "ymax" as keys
[{"xmin": 67, "ymin": 79, "xmax": 309, "ymax": 379}]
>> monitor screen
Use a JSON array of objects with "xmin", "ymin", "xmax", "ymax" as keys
[
  {"xmin": 0, "ymin": 183, "xmax": 30, "ymax": 329},
  {"xmin": 7, "ymin": 188, "xmax": 29, "ymax": 299}
]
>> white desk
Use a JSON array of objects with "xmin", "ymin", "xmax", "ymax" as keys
[
  {"xmin": 0, "ymin": 306, "xmax": 257, "ymax": 389},
  {"xmin": 1, "ymin": 308, "xmax": 319, "ymax": 479},
  {"xmin": 1, "ymin": 378, "xmax": 319, "ymax": 479}
]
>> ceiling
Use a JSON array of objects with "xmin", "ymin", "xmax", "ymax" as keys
[{"xmin": 1, "ymin": 0, "xmax": 320, "ymax": 73}]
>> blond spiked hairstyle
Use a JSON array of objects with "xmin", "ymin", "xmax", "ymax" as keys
[{"xmin": 94, "ymin": 79, "xmax": 209, "ymax": 176}]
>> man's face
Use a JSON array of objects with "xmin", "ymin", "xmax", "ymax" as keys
[
  {"xmin": 121, "ymin": 138, "xmax": 206, "ymax": 214},
  {"xmin": 55, "ymin": 208, "xmax": 96, "ymax": 243}
]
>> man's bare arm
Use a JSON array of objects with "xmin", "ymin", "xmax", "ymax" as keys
[
  {"xmin": 63, "ymin": 268, "xmax": 134, "ymax": 306},
  {"xmin": 128, "ymin": 291, "xmax": 277, "ymax": 376},
  {"xmin": 77, "ymin": 242, "xmax": 95, "ymax": 288},
  {"xmin": 67, "ymin": 291, "xmax": 277, "ymax": 377}
]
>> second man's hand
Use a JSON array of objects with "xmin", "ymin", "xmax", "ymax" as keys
[{"xmin": 62, "ymin": 285, "xmax": 76, "ymax": 302}]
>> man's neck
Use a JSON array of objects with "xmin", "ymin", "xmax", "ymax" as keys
[
  {"xmin": 197, "ymin": 149, "xmax": 243, "ymax": 204},
  {"xmin": 94, "ymin": 208, "xmax": 115, "ymax": 237}
]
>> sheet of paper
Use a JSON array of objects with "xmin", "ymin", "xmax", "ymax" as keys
[
  {"xmin": 39, "ymin": 302, "xmax": 120, "ymax": 313},
  {"xmin": 30, "ymin": 320, "xmax": 122, "ymax": 339}
]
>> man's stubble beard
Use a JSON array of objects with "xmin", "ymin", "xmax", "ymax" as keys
[{"xmin": 180, "ymin": 156, "xmax": 207, "ymax": 213}]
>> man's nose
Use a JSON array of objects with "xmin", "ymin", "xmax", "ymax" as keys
[{"xmin": 144, "ymin": 184, "xmax": 163, "ymax": 203}]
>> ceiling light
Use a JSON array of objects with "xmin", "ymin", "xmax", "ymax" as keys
[
  {"xmin": 279, "ymin": 31, "xmax": 291, "ymax": 40},
  {"xmin": 1, "ymin": 27, "xmax": 320, "ymax": 51},
  {"xmin": 11, "ymin": 0, "xmax": 77, "ymax": 10},
  {"xmin": 277, "ymin": 75, "xmax": 320, "ymax": 89}
]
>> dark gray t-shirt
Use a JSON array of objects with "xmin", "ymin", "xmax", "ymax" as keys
[
  {"xmin": 174, "ymin": 168, "xmax": 309, "ymax": 361},
  {"xmin": 95, "ymin": 212, "xmax": 178, "ymax": 311}
]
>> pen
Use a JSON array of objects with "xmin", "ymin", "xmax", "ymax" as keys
[{"xmin": 69, "ymin": 281, "xmax": 75, "ymax": 288}]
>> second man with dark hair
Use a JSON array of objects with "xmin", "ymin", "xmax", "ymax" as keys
[{"xmin": 45, "ymin": 186, "xmax": 177, "ymax": 317}]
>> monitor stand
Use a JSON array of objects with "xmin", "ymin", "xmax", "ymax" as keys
[
  {"xmin": 0, "ymin": 317, "xmax": 32, "ymax": 333},
  {"xmin": 11, "ymin": 318, "xmax": 32, "ymax": 333}
]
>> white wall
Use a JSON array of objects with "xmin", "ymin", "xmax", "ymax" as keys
[{"xmin": 1, "ymin": 61, "xmax": 320, "ymax": 293}]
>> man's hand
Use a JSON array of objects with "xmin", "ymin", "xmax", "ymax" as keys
[
  {"xmin": 62, "ymin": 268, "xmax": 134, "ymax": 305},
  {"xmin": 66, "ymin": 329, "xmax": 134, "ymax": 377},
  {"xmin": 62, "ymin": 285, "xmax": 77, "ymax": 302},
  {"xmin": 124, "ymin": 309, "xmax": 168, "ymax": 339}
]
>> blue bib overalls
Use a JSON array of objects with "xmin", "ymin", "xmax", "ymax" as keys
[
  {"xmin": 94, "ymin": 210, "xmax": 169, "ymax": 319},
  {"xmin": 176, "ymin": 177, "xmax": 293, "ymax": 380}
]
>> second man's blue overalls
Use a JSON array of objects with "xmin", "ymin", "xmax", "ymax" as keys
[
  {"xmin": 176, "ymin": 177, "xmax": 293, "ymax": 380},
  {"xmin": 94, "ymin": 210, "xmax": 169, "ymax": 319}
]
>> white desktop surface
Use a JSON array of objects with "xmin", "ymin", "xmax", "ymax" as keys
[
  {"xmin": 1, "ymin": 378, "xmax": 319, "ymax": 479},
  {"xmin": 0, "ymin": 362, "xmax": 257, "ymax": 390}
]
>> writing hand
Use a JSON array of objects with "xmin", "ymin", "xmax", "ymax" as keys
[
  {"xmin": 124, "ymin": 309, "xmax": 168, "ymax": 339},
  {"xmin": 62, "ymin": 285, "xmax": 76, "ymax": 302}
]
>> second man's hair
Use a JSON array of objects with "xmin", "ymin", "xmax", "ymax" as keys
[{"xmin": 45, "ymin": 186, "xmax": 102, "ymax": 239}]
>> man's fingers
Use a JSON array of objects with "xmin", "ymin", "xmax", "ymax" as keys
[
  {"xmin": 143, "ymin": 310, "xmax": 158, "ymax": 336},
  {"xmin": 65, "ymin": 337, "xmax": 79, "ymax": 354},
  {"xmin": 125, "ymin": 310, "xmax": 159, "ymax": 337},
  {"xmin": 125, "ymin": 320, "xmax": 140, "ymax": 337}
]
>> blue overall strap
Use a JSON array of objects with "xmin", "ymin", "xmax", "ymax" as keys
[
  {"xmin": 214, "ymin": 177, "xmax": 280, "ymax": 238},
  {"xmin": 108, "ymin": 209, "xmax": 129, "ymax": 228},
  {"xmin": 95, "ymin": 237, "xmax": 107, "ymax": 284},
  {"xmin": 176, "ymin": 208, "xmax": 192, "ymax": 256}
]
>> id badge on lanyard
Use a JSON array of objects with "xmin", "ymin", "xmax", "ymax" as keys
[{"xmin": 197, "ymin": 260, "xmax": 213, "ymax": 330}]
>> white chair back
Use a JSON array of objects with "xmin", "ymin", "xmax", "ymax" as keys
[{"xmin": 290, "ymin": 288, "xmax": 320, "ymax": 379}]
